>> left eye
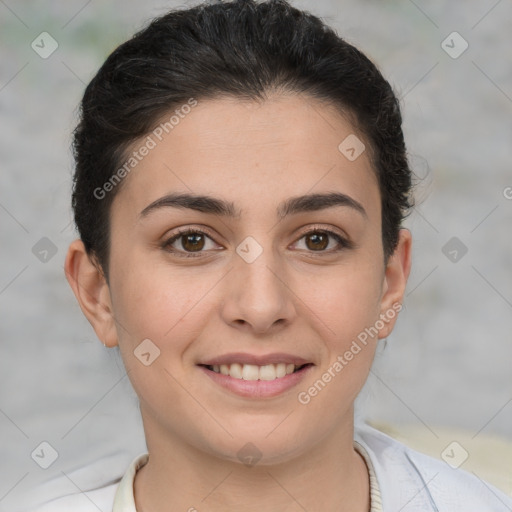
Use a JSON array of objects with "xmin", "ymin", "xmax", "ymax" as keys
[{"xmin": 293, "ymin": 230, "xmax": 347, "ymax": 252}]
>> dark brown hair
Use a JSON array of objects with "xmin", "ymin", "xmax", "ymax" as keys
[{"xmin": 72, "ymin": 0, "xmax": 413, "ymax": 279}]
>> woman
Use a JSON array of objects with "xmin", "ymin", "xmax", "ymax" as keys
[{"xmin": 55, "ymin": 0, "xmax": 512, "ymax": 510}]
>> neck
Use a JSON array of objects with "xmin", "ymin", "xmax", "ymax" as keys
[{"xmin": 133, "ymin": 409, "xmax": 370, "ymax": 512}]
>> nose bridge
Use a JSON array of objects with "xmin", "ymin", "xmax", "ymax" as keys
[{"xmin": 223, "ymin": 235, "xmax": 294, "ymax": 331}]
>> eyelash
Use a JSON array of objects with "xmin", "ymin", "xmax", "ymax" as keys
[{"xmin": 162, "ymin": 225, "xmax": 352, "ymax": 259}]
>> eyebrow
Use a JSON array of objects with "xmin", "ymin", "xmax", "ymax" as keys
[{"xmin": 139, "ymin": 191, "xmax": 367, "ymax": 220}]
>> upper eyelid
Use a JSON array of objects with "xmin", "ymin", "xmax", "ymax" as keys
[
  {"xmin": 165, "ymin": 225, "xmax": 221, "ymax": 242},
  {"xmin": 294, "ymin": 224, "xmax": 349, "ymax": 241}
]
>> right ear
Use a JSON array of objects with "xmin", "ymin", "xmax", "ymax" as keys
[{"xmin": 64, "ymin": 239, "xmax": 118, "ymax": 347}]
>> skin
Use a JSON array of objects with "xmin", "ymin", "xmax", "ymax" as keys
[{"xmin": 65, "ymin": 93, "xmax": 411, "ymax": 512}]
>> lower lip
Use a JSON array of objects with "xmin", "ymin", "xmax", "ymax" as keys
[{"xmin": 198, "ymin": 365, "xmax": 313, "ymax": 398}]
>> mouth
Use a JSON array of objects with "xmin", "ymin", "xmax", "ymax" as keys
[
  {"xmin": 200, "ymin": 362, "xmax": 312, "ymax": 381},
  {"xmin": 197, "ymin": 357, "xmax": 314, "ymax": 398}
]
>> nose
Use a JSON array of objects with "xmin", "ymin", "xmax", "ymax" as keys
[{"xmin": 220, "ymin": 244, "xmax": 297, "ymax": 335}]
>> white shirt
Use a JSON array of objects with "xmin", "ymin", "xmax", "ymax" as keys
[{"xmin": 30, "ymin": 424, "xmax": 512, "ymax": 511}]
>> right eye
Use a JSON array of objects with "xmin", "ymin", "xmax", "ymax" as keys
[{"xmin": 162, "ymin": 228, "xmax": 224, "ymax": 258}]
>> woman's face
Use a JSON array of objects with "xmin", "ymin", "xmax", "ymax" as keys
[{"xmin": 83, "ymin": 94, "xmax": 410, "ymax": 464}]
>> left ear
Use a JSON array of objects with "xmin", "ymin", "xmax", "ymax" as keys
[{"xmin": 378, "ymin": 229, "xmax": 412, "ymax": 339}]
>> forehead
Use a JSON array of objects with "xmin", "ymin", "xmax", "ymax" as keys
[{"xmin": 111, "ymin": 93, "xmax": 380, "ymax": 222}]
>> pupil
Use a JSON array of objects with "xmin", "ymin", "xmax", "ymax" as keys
[
  {"xmin": 183, "ymin": 234, "xmax": 204, "ymax": 251},
  {"xmin": 307, "ymin": 232, "xmax": 328, "ymax": 251}
]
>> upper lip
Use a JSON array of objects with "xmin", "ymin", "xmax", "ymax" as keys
[{"xmin": 199, "ymin": 352, "xmax": 313, "ymax": 367}]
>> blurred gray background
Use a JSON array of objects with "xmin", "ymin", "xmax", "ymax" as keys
[{"xmin": 1, "ymin": 0, "xmax": 511, "ymax": 510}]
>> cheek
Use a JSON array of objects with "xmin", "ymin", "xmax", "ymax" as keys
[
  {"xmin": 294, "ymin": 266, "xmax": 383, "ymax": 418},
  {"xmin": 299, "ymin": 262, "xmax": 384, "ymax": 343},
  {"xmin": 293, "ymin": 260, "xmax": 383, "ymax": 401},
  {"xmin": 109, "ymin": 248, "xmax": 218, "ymax": 352},
  {"xmin": 108, "ymin": 254, "xmax": 218, "ymax": 414}
]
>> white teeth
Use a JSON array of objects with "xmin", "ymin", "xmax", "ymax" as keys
[
  {"xmin": 276, "ymin": 363, "xmax": 286, "ymax": 378},
  {"xmin": 242, "ymin": 364, "xmax": 259, "ymax": 381},
  {"xmin": 229, "ymin": 363, "xmax": 243, "ymax": 379},
  {"xmin": 209, "ymin": 362, "xmax": 302, "ymax": 380},
  {"xmin": 259, "ymin": 364, "xmax": 277, "ymax": 381}
]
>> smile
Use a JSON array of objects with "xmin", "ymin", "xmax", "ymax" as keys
[
  {"xmin": 204, "ymin": 362, "xmax": 310, "ymax": 381},
  {"xmin": 198, "ymin": 356, "xmax": 314, "ymax": 398}
]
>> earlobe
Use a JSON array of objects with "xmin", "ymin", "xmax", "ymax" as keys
[
  {"xmin": 378, "ymin": 229, "xmax": 412, "ymax": 339},
  {"xmin": 64, "ymin": 239, "xmax": 118, "ymax": 347}
]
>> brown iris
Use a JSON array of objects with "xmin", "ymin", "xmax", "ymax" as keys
[
  {"xmin": 182, "ymin": 233, "xmax": 205, "ymax": 251},
  {"xmin": 305, "ymin": 232, "xmax": 329, "ymax": 251}
]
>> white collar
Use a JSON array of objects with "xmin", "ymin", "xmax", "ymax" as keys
[{"xmin": 112, "ymin": 442, "xmax": 383, "ymax": 511}]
